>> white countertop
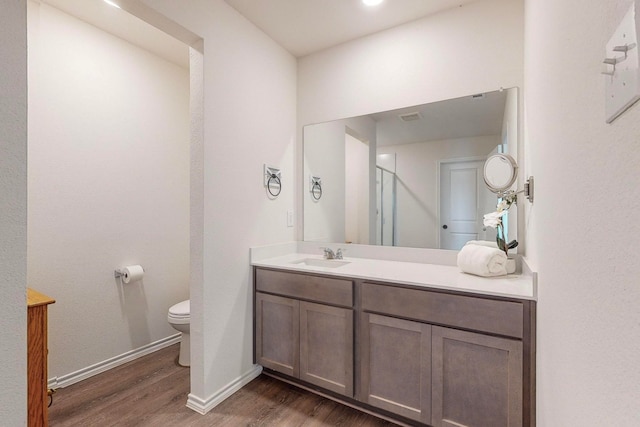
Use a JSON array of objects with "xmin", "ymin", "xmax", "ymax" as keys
[{"xmin": 252, "ymin": 252, "xmax": 537, "ymax": 301}]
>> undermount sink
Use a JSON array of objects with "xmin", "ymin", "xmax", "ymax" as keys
[{"xmin": 291, "ymin": 258, "xmax": 351, "ymax": 268}]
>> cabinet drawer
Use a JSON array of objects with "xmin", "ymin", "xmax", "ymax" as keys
[
  {"xmin": 256, "ymin": 268, "xmax": 353, "ymax": 307},
  {"xmin": 361, "ymin": 283, "xmax": 523, "ymax": 339}
]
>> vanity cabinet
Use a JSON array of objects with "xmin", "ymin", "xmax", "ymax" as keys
[
  {"xmin": 255, "ymin": 292, "xmax": 299, "ymax": 377},
  {"xmin": 359, "ymin": 313, "xmax": 432, "ymax": 423},
  {"xmin": 299, "ymin": 301, "xmax": 353, "ymax": 395},
  {"xmin": 431, "ymin": 326, "xmax": 522, "ymax": 427},
  {"xmin": 254, "ymin": 268, "xmax": 354, "ymax": 397},
  {"xmin": 360, "ymin": 282, "xmax": 529, "ymax": 427},
  {"xmin": 254, "ymin": 267, "xmax": 535, "ymax": 427}
]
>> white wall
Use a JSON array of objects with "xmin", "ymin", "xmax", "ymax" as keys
[
  {"xmin": 303, "ymin": 116, "xmax": 376, "ymax": 245},
  {"xmin": 525, "ymin": 0, "xmax": 640, "ymax": 425},
  {"xmin": 27, "ymin": 2, "xmax": 190, "ymax": 379},
  {"xmin": 297, "ymin": 0, "xmax": 525, "ymax": 240},
  {"xmin": 345, "ymin": 134, "xmax": 370, "ymax": 244},
  {"xmin": 303, "ymin": 121, "xmax": 346, "ymax": 243},
  {"xmin": 135, "ymin": 0, "xmax": 297, "ymax": 409},
  {"xmin": 378, "ymin": 135, "xmax": 500, "ymax": 248},
  {"xmin": 0, "ymin": 0, "xmax": 27, "ymax": 425}
]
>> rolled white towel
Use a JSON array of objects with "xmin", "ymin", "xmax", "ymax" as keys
[
  {"xmin": 457, "ymin": 244, "xmax": 508, "ymax": 277},
  {"xmin": 465, "ymin": 240, "xmax": 499, "ymax": 249}
]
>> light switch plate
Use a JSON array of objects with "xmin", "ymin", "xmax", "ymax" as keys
[{"xmin": 605, "ymin": 1, "xmax": 640, "ymax": 123}]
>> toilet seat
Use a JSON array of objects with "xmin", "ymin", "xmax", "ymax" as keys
[{"xmin": 168, "ymin": 300, "xmax": 190, "ymax": 324}]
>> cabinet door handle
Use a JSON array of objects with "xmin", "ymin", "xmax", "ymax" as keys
[{"xmin": 442, "ymin": 224, "xmax": 448, "ymax": 230}]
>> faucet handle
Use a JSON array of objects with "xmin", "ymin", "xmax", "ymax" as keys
[
  {"xmin": 335, "ymin": 248, "xmax": 346, "ymax": 259},
  {"xmin": 321, "ymin": 247, "xmax": 335, "ymax": 259}
]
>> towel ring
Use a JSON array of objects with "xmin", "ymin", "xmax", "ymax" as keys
[
  {"xmin": 311, "ymin": 181, "xmax": 322, "ymax": 200},
  {"xmin": 267, "ymin": 173, "xmax": 281, "ymax": 197}
]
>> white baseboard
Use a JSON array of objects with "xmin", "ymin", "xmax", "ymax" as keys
[
  {"xmin": 48, "ymin": 333, "xmax": 181, "ymax": 389},
  {"xmin": 186, "ymin": 364, "xmax": 263, "ymax": 414}
]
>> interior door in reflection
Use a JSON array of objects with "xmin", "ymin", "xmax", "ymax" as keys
[{"xmin": 440, "ymin": 159, "xmax": 495, "ymax": 250}]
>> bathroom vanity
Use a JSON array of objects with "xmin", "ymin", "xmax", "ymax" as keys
[{"xmin": 252, "ymin": 252, "xmax": 536, "ymax": 427}]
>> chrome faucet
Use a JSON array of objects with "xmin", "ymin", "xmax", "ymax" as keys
[
  {"xmin": 322, "ymin": 247, "xmax": 336, "ymax": 259},
  {"xmin": 322, "ymin": 247, "xmax": 344, "ymax": 260}
]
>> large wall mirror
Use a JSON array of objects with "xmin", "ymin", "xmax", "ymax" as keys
[{"xmin": 303, "ymin": 87, "xmax": 518, "ymax": 251}]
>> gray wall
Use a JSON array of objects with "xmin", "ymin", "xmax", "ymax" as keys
[{"xmin": 0, "ymin": 0, "xmax": 27, "ymax": 425}]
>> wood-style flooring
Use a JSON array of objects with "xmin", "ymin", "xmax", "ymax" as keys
[{"xmin": 49, "ymin": 344, "xmax": 398, "ymax": 426}]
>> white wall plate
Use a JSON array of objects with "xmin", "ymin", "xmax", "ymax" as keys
[{"xmin": 605, "ymin": 1, "xmax": 640, "ymax": 123}]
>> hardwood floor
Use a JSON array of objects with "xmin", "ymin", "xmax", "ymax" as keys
[{"xmin": 49, "ymin": 344, "xmax": 398, "ymax": 426}]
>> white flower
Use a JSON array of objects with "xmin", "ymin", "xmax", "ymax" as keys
[
  {"xmin": 483, "ymin": 209, "xmax": 508, "ymax": 228},
  {"xmin": 497, "ymin": 200, "xmax": 509, "ymax": 212}
]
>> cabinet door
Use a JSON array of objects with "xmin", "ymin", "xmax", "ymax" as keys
[
  {"xmin": 299, "ymin": 301, "xmax": 353, "ymax": 396},
  {"xmin": 431, "ymin": 326, "xmax": 523, "ymax": 427},
  {"xmin": 28, "ymin": 304, "xmax": 49, "ymax": 427},
  {"xmin": 360, "ymin": 313, "xmax": 431, "ymax": 423},
  {"xmin": 255, "ymin": 292, "xmax": 299, "ymax": 377}
]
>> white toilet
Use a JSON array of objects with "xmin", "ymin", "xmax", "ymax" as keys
[{"xmin": 168, "ymin": 300, "xmax": 190, "ymax": 367}]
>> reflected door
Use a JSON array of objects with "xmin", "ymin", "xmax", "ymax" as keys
[{"xmin": 440, "ymin": 160, "xmax": 494, "ymax": 250}]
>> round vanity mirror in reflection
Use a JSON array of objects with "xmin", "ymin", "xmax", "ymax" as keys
[{"xmin": 484, "ymin": 153, "xmax": 517, "ymax": 193}]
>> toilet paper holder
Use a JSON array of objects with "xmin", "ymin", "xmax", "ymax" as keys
[{"xmin": 113, "ymin": 265, "xmax": 144, "ymax": 283}]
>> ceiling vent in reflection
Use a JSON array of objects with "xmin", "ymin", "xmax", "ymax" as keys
[
  {"xmin": 398, "ymin": 111, "xmax": 422, "ymax": 122},
  {"xmin": 472, "ymin": 93, "xmax": 486, "ymax": 99}
]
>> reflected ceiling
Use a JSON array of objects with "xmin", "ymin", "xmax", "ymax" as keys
[{"xmin": 372, "ymin": 90, "xmax": 508, "ymax": 146}]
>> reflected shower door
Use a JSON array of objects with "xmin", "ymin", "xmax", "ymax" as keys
[{"xmin": 376, "ymin": 167, "xmax": 396, "ymax": 246}]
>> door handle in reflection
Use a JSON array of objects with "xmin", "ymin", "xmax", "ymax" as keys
[{"xmin": 442, "ymin": 225, "xmax": 448, "ymax": 229}]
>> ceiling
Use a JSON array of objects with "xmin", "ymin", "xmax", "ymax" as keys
[
  {"xmin": 224, "ymin": 0, "xmax": 480, "ymax": 57},
  {"xmin": 41, "ymin": 0, "xmax": 482, "ymax": 64}
]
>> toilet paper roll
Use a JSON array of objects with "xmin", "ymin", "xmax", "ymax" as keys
[{"xmin": 122, "ymin": 265, "xmax": 144, "ymax": 284}]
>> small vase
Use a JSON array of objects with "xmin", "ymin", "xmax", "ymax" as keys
[{"xmin": 506, "ymin": 257, "xmax": 516, "ymax": 274}]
